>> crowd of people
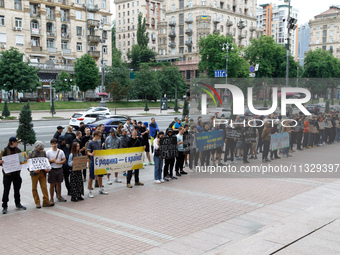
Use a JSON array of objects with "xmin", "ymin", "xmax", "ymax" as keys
[{"xmin": 1, "ymin": 110, "xmax": 339, "ymax": 214}]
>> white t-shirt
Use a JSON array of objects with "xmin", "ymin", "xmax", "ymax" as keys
[{"xmin": 46, "ymin": 149, "xmax": 65, "ymax": 169}]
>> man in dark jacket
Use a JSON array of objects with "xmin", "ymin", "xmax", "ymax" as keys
[
  {"xmin": 53, "ymin": 126, "xmax": 64, "ymax": 140},
  {"xmin": 64, "ymin": 126, "xmax": 76, "ymax": 149},
  {"xmin": 163, "ymin": 128, "xmax": 177, "ymax": 180},
  {"xmin": 126, "ymin": 130, "xmax": 144, "ymax": 188},
  {"xmin": 0, "ymin": 137, "xmax": 26, "ymax": 214},
  {"xmin": 57, "ymin": 135, "xmax": 71, "ymax": 195}
]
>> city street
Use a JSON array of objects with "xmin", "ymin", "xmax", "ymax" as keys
[{"xmin": 0, "ymin": 125, "xmax": 340, "ymax": 254}]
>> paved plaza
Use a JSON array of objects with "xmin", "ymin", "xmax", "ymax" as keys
[{"xmin": 1, "ymin": 142, "xmax": 340, "ymax": 255}]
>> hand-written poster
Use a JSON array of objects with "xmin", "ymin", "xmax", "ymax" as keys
[
  {"xmin": 27, "ymin": 158, "xmax": 52, "ymax": 171},
  {"xmin": 183, "ymin": 134, "xmax": 191, "ymax": 155},
  {"xmin": 2, "ymin": 154, "xmax": 21, "ymax": 174},
  {"xmin": 72, "ymin": 156, "xmax": 88, "ymax": 171},
  {"xmin": 160, "ymin": 137, "xmax": 178, "ymax": 159}
]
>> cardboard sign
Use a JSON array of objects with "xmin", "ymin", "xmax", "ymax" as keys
[
  {"xmin": 183, "ymin": 133, "xmax": 191, "ymax": 155},
  {"xmin": 94, "ymin": 147, "xmax": 144, "ymax": 175},
  {"xmin": 318, "ymin": 122, "xmax": 324, "ymax": 129},
  {"xmin": 2, "ymin": 154, "xmax": 21, "ymax": 174},
  {"xmin": 270, "ymin": 132, "xmax": 289, "ymax": 151},
  {"xmin": 225, "ymin": 128, "xmax": 243, "ymax": 139},
  {"xmin": 245, "ymin": 128, "xmax": 257, "ymax": 143},
  {"xmin": 195, "ymin": 130, "xmax": 224, "ymax": 152},
  {"xmin": 72, "ymin": 156, "xmax": 88, "ymax": 171},
  {"xmin": 27, "ymin": 157, "xmax": 51, "ymax": 171},
  {"xmin": 160, "ymin": 137, "xmax": 178, "ymax": 159}
]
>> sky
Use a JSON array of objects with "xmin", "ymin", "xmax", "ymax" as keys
[{"xmin": 257, "ymin": 0, "xmax": 338, "ymax": 25}]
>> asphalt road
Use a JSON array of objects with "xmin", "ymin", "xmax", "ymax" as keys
[{"xmin": 0, "ymin": 115, "xmax": 177, "ymax": 151}]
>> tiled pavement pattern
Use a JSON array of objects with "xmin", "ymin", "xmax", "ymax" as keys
[{"xmin": 1, "ymin": 145, "xmax": 340, "ymax": 254}]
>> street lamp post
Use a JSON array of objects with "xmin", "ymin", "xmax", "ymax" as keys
[
  {"xmin": 222, "ymin": 42, "xmax": 234, "ymax": 107},
  {"xmin": 95, "ymin": 19, "xmax": 107, "ymax": 107}
]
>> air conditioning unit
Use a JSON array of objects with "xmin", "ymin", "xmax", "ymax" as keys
[
  {"xmin": 17, "ymin": 27, "xmax": 22, "ymax": 31},
  {"xmin": 1, "ymin": 45, "xmax": 6, "ymax": 49},
  {"xmin": 13, "ymin": 27, "xmax": 17, "ymax": 30},
  {"xmin": 78, "ymin": 36, "xmax": 82, "ymax": 39}
]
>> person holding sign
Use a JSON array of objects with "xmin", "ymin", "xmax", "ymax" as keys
[
  {"xmin": 28, "ymin": 141, "xmax": 54, "ymax": 208},
  {"xmin": 104, "ymin": 127, "xmax": 122, "ymax": 184},
  {"xmin": 68, "ymin": 142, "xmax": 84, "ymax": 202},
  {"xmin": 126, "ymin": 130, "xmax": 144, "ymax": 188},
  {"xmin": 0, "ymin": 137, "xmax": 26, "ymax": 214}
]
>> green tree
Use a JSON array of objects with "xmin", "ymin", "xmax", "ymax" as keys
[
  {"xmin": 2, "ymin": 100, "xmax": 10, "ymax": 118},
  {"xmin": 53, "ymin": 71, "xmax": 73, "ymax": 99},
  {"xmin": 144, "ymin": 101, "xmax": 149, "ymax": 113},
  {"xmin": 16, "ymin": 103, "xmax": 36, "ymax": 151},
  {"xmin": 158, "ymin": 65, "xmax": 187, "ymax": 99},
  {"xmin": 174, "ymin": 98, "xmax": 179, "ymax": 112},
  {"xmin": 111, "ymin": 20, "xmax": 117, "ymax": 53},
  {"xmin": 106, "ymin": 80, "xmax": 130, "ymax": 114},
  {"xmin": 325, "ymin": 100, "xmax": 330, "ymax": 113},
  {"xmin": 198, "ymin": 34, "xmax": 249, "ymax": 78},
  {"xmin": 50, "ymin": 96, "xmax": 56, "ymax": 117},
  {"xmin": 137, "ymin": 12, "xmax": 148, "ymax": 47},
  {"xmin": 134, "ymin": 63, "xmax": 161, "ymax": 100},
  {"xmin": 0, "ymin": 47, "xmax": 40, "ymax": 102},
  {"xmin": 182, "ymin": 98, "xmax": 189, "ymax": 119},
  {"xmin": 74, "ymin": 54, "xmax": 100, "ymax": 98}
]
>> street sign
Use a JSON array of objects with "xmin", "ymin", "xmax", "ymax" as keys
[
  {"xmin": 249, "ymin": 66, "xmax": 255, "ymax": 73},
  {"xmin": 255, "ymin": 64, "xmax": 259, "ymax": 71},
  {"xmin": 214, "ymin": 70, "xmax": 226, "ymax": 78},
  {"xmin": 249, "ymin": 73, "xmax": 256, "ymax": 77}
]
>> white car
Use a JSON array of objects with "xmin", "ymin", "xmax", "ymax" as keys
[
  {"xmin": 84, "ymin": 107, "xmax": 110, "ymax": 114},
  {"xmin": 209, "ymin": 107, "xmax": 232, "ymax": 118},
  {"xmin": 69, "ymin": 112, "xmax": 110, "ymax": 129}
]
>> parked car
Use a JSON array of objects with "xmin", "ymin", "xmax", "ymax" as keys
[
  {"xmin": 209, "ymin": 107, "xmax": 231, "ymax": 118},
  {"xmin": 86, "ymin": 116, "xmax": 128, "ymax": 133},
  {"xmin": 305, "ymin": 104, "xmax": 322, "ymax": 114},
  {"xmin": 69, "ymin": 112, "xmax": 110, "ymax": 129},
  {"xmin": 84, "ymin": 107, "xmax": 110, "ymax": 114}
]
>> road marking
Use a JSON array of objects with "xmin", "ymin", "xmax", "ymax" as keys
[
  {"xmin": 43, "ymin": 209, "xmax": 162, "ymax": 246},
  {"xmin": 56, "ymin": 205, "xmax": 175, "ymax": 241}
]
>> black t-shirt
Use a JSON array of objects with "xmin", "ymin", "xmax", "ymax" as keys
[{"xmin": 87, "ymin": 140, "xmax": 102, "ymax": 162}]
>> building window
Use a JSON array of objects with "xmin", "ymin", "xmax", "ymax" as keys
[
  {"xmin": 172, "ymin": 4, "xmax": 175, "ymax": 11},
  {"xmin": 179, "ymin": 14, "xmax": 184, "ymax": 24},
  {"xmin": 102, "ymin": 15, "xmax": 107, "ymax": 24},
  {"xmin": 31, "ymin": 37, "xmax": 39, "ymax": 46},
  {"xmin": 76, "ymin": 11, "xmax": 82, "ymax": 20},
  {"xmin": 213, "ymin": 1, "xmax": 217, "ymax": 7},
  {"xmin": 0, "ymin": 32, "xmax": 6, "ymax": 43},
  {"xmin": 47, "ymin": 38, "xmax": 54, "ymax": 48},
  {"xmin": 76, "ymin": 0, "xmax": 81, "ymax": 3},
  {"xmin": 15, "ymin": 35, "xmax": 24, "ymax": 45},
  {"xmin": 77, "ymin": 42, "xmax": 82, "ymax": 51},
  {"xmin": 14, "ymin": 0, "xmax": 21, "ymax": 10},
  {"xmin": 89, "ymin": 13, "xmax": 94, "ymax": 19},
  {"xmin": 101, "ymin": 0, "xmax": 106, "ymax": 9},
  {"xmin": 15, "ymin": 18, "xmax": 22, "ymax": 28},
  {"xmin": 201, "ymin": 0, "xmax": 206, "ymax": 6},
  {"xmin": 0, "ymin": 0, "xmax": 4, "ymax": 7},
  {"xmin": 103, "ymin": 45, "xmax": 107, "ymax": 53},
  {"xmin": 76, "ymin": 26, "xmax": 82, "ymax": 36},
  {"xmin": 132, "ymin": 2, "xmax": 134, "ymax": 7},
  {"xmin": 179, "ymin": 0, "xmax": 184, "ymax": 9},
  {"xmin": 61, "ymin": 40, "xmax": 68, "ymax": 49}
]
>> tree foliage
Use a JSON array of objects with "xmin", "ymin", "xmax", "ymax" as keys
[
  {"xmin": 53, "ymin": 71, "xmax": 73, "ymax": 93},
  {"xmin": 144, "ymin": 101, "xmax": 149, "ymax": 112},
  {"xmin": 106, "ymin": 80, "xmax": 130, "ymax": 114},
  {"xmin": 16, "ymin": 103, "xmax": 36, "ymax": 151},
  {"xmin": 198, "ymin": 33, "xmax": 249, "ymax": 78},
  {"xmin": 74, "ymin": 54, "xmax": 100, "ymax": 95},
  {"xmin": 134, "ymin": 63, "xmax": 161, "ymax": 100},
  {"xmin": 137, "ymin": 13, "xmax": 148, "ymax": 47},
  {"xmin": 0, "ymin": 47, "xmax": 40, "ymax": 102},
  {"xmin": 2, "ymin": 100, "xmax": 10, "ymax": 118},
  {"xmin": 50, "ymin": 96, "xmax": 56, "ymax": 117},
  {"xmin": 158, "ymin": 65, "xmax": 187, "ymax": 99},
  {"xmin": 174, "ymin": 98, "xmax": 179, "ymax": 112}
]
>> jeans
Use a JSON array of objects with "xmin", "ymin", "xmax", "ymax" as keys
[
  {"xmin": 154, "ymin": 156, "xmax": 163, "ymax": 180},
  {"xmin": 31, "ymin": 171, "xmax": 49, "ymax": 206},
  {"xmin": 2, "ymin": 173, "xmax": 22, "ymax": 208},
  {"xmin": 282, "ymin": 147, "xmax": 289, "ymax": 155}
]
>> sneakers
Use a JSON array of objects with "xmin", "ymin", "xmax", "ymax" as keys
[
  {"xmin": 143, "ymin": 162, "xmax": 147, "ymax": 166},
  {"xmin": 249, "ymin": 156, "xmax": 254, "ymax": 159},
  {"xmin": 171, "ymin": 176, "xmax": 177, "ymax": 180},
  {"xmin": 58, "ymin": 197, "xmax": 67, "ymax": 202},
  {"xmin": 135, "ymin": 182, "xmax": 144, "ymax": 186},
  {"xmin": 114, "ymin": 178, "xmax": 122, "ymax": 183},
  {"xmin": 185, "ymin": 163, "xmax": 189, "ymax": 167},
  {"xmin": 99, "ymin": 189, "xmax": 108, "ymax": 195},
  {"xmin": 149, "ymin": 162, "xmax": 154, "ymax": 165},
  {"xmin": 160, "ymin": 179, "xmax": 165, "ymax": 183},
  {"xmin": 164, "ymin": 178, "xmax": 170, "ymax": 182},
  {"xmin": 42, "ymin": 202, "xmax": 54, "ymax": 207},
  {"xmin": 154, "ymin": 180, "xmax": 161, "ymax": 184},
  {"xmin": 107, "ymin": 179, "xmax": 113, "ymax": 185},
  {"xmin": 88, "ymin": 192, "xmax": 94, "ymax": 198},
  {"xmin": 77, "ymin": 197, "xmax": 84, "ymax": 201},
  {"xmin": 49, "ymin": 198, "xmax": 54, "ymax": 204},
  {"xmin": 36, "ymin": 204, "xmax": 42, "ymax": 209},
  {"xmin": 180, "ymin": 171, "xmax": 188, "ymax": 175},
  {"xmin": 126, "ymin": 184, "xmax": 133, "ymax": 188},
  {"xmin": 71, "ymin": 197, "xmax": 78, "ymax": 202},
  {"xmin": 2, "ymin": 207, "xmax": 7, "ymax": 214},
  {"xmin": 16, "ymin": 204, "xmax": 26, "ymax": 210},
  {"xmin": 176, "ymin": 172, "xmax": 182, "ymax": 177},
  {"xmin": 123, "ymin": 172, "xmax": 127, "ymax": 176}
]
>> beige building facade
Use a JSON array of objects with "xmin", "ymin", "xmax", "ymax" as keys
[
  {"xmin": 0, "ymin": 0, "xmax": 111, "ymax": 99},
  {"xmin": 309, "ymin": 5, "xmax": 340, "ymax": 59}
]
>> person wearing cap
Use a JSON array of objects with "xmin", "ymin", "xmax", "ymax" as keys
[
  {"xmin": 28, "ymin": 141, "xmax": 54, "ymax": 208},
  {"xmin": 123, "ymin": 117, "xmax": 132, "ymax": 136},
  {"xmin": 140, "ymin": 122, "xmax": 152, "ymax": 165},
  {"xmin": 46, "ymin": 138, "xmax": 67, "ymax": 203},
  {"xmin": 54, "ymin": 126, "xmax": 64, "ymax": 140},
  {"xmin": 0, "ymin": 137, "xmax": 26, "ymax": 214},
  {"xmin": 104, "ymin": 127, "xmax": 122, "ymax": 184}
]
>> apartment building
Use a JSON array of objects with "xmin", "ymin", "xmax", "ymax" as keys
[
  {"xmin": 297, "ymin": 23, "xmax": 309, "ymax": 65},
  {"xmin": 0, "ymin": 0, "xmax": 111, "ymax": 99},
  {"xmin": 257, "ymin": 1, "xmax": 299, "ymax": 60},
  {"xmin": 114, "ymin": 0, "xmax": 164, "ymax": 61},
  {"xmin": 309, "ymin": 5, "xmax": 340, "ymax": 59}
]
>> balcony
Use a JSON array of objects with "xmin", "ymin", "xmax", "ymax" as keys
[
  {"xmin": 168, "ymin": 32, "xmax": 176, "ymax": 38},
  {"xmin": 226, "ymin": 20, "xmax": 233, "ymax": 27},
  {"xmin": 29, "ymin": 62, "xmax": 74, "ymax": 71},
  {"xmin": 62, "ymin": 49, "xmax": 71, "ymax": 54},
  {"xmin": 213, "ymin": 28, "xmax": 220, "ymax": 34},
  {"xmin": 88, "ymin": 4, "xmax": 99, "ymax": 12},
  {"xmin": 249, "ymin": 26, "xmax": 256, "ymax": 32},
  {"xmin": 46, "ymin": 15, "xmax": 55, "ymax": 20},
  {"xmin": 30, "ymin": 13, "xmax": 40, "ymax": 18},
  {"xmin": 47, "ymin": 47, "xmax": 57, "ymax": 53},
  {"xmin": 46, "ymin": 31, "xmax": 55, "ymax": 37},
  {"xmin": 238, "ymin": 34, "xmax": 246, "ymax": 40},
  {"xmin": 88, "ymin": 19, "xmax": 100, "ymax": 27},
  {"xmin": 89, "ymin": 50, "xmax": 100, "ymax": 57},
  {"xmin": 185, "ymin": 29, "xmax": 192, "ymax": 35},
  {"xmin": 185, "ymin": 18, "xmax": 193, "ymax": 24},
  {"xmin": 168, "ymin": 42, "xmax": 176, "ymax": 48},
  {"xmin": 169, "ymin": 21, "xmax": 176, "ymax": 26},
  {"xmin": 61, "ymin": 33, "xmax": 70, "ymax": 39},
  {"xmin": 88, "ymin": 35, "xmax": 100, "ymax": 43},
  {"xmin": 61, "ymin": 16, "xmax": 70, "ymax": 22},
  {"xmin": 213, "ymin": 18, "xmax": 220, "ymax": 24},
  {"xmin": 185, "ymin": 40, "xmax": 192, "ymax": 46},
  {"xmin": 31, "ymin": 46, "xmax": 42, "ymax": 52}
]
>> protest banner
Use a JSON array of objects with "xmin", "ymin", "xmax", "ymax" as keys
[
  {"xmin": 225, "ymin": 128, "xmax": 243, "ymax": 139},
  {"xmin": 2, "ymin": 154, "xmax": 21, "ymax": 174},
  {"xmin": 160, "ymin": 137, "xmax": 178, "ymax": 159},
  {"xmin": 94, "ymin": 147, "xmax": 144, "ymax": 175},
  {"xmin": 72, "ymin": 156, "xmax": 88, "ymax": 171},
  {"xmin": 245, "ymin": 128, "xmax": 257, "ymax": 143},
  {"xmin": 27, "ymin": 157, "xmax": 51, "ymax": 171},
  {"xmin": 183, "ymin": 133, "xmax": 191, "ymax": 155},
  {"xmin": 195, "ymin": 130, "xmax": 224, "ymax": 152},
  {"xmin": 271, "ymin": 132, "xmax": 289, "ymax": 151}
]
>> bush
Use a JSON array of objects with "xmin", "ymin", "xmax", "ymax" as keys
[
  {"xmin": 2, "ymin": 100, "xmax": 10, "ymax": 118},
  {"xmin": 144, "ymin": 101, "xmax": 149, "ymax": 112}
]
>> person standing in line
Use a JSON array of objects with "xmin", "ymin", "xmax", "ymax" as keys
[
  {"xmin": 53, "ymin": 126, "xmax": 64, "ymax": 140},
  {"xmin": 149, "ymin": 117, "xmax": 159, "ymax": 154},
  {"xmin": 79, "ymin": 122, "xmax": 86, "ymax": 137},
  {"xmin": 57, "ymin": 135, "xmax": 71, "ymax": 195},
  {"xmin": 64, "ymin": 126, "xmax": 76, "ymax": 149},
  {"xmin": 68, "ymin": 142, "xmax": 84, "ymax": 202},
  {"xmin": 172, "ymin": 118, "xmax": 183, "ymax": 135},
  {"xmin": 104, "ymin": 127, "xmax": 122, "ymax": 184},
  {"xmin": 80, "ymin": 127, "xmax": 92, "ymax": 181},
  {"xmin": 163, "ymin": 128, "xmax": 177, "ymax": 181},
  {"xmin": 87, "ymin": 130, "xmax": 108, "ymax": 197},
  {"xmin": 200, "ymin": 122, "xmax": 211, "ymax": 167},
  {"xmin": 126, "ymin": 130, "xmax": 144, "ymax": 188},
  {"xmin": 188, "ymin": 125, "xmax": 199, "ymax": 171},
  {"xmin": 175, "ymin": 127, "xmax": 187, "ymax": 176},
  {"xmin": 73, "ymin": 131, "xmax": 82, "ymax": 145},
  {"xmin": 100, "ymin": 124, "xmax": 107, "ymax": 148},
  {"xmin": 140, "ymin": 122, "xmax": 152, "ymax": 165},
  {"xmin": 303, "ymin": 117, "xmax": 310, "ymax": 149},
  {"xmin": 123, "ymin": 117, "xmax": 132, "ymax": 136},
  {"xmin": 0, "ymin": 137, "xmax": 26, "ymax": 214},
  {"xmin": 153, "ymin": 131, "xmax": 165, "ymax": 184},
  {"xmin": 261, "ymin": 122, "xmax": 271, "ymax": 163},
  {"xmin": 46, "ymin": 138, "xmax": 67, "ymax": 203}
]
